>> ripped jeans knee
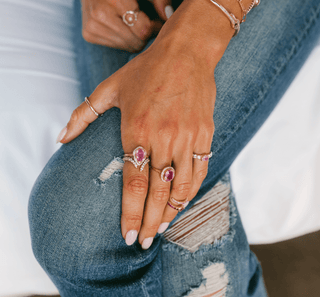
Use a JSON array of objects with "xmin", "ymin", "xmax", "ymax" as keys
[{"xmin": 161, "ymin": 173, "xmax": 267, "ymax": 297}]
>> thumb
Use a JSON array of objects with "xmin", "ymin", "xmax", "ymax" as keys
[
  {"xmin": 153, "ymin": 0, "xmax": 174, "ymax": 21},
  {"xmin": 56, "ymin": 75, "xmax": 119, "ymax": 144}
]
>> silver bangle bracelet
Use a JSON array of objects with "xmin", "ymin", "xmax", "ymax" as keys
[{"xmin": 208, "ymin": 0, "xmax": 240, "ymax": 37}]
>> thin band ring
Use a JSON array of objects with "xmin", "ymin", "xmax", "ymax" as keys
[
  {"xmin": 169, "ymin": 197, "xmax": 188, "ymax": 205},
  {"xmin": 85, "ymin": 97, "xmax": 102, "ymax": 117}
]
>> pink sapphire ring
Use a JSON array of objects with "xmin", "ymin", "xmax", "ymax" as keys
[
  {"xmin": 151, "ymin": 166, "xmax": 175, "ymax": 183},
  {"xmin": 123, "ymin": 146, "xmax": 150, "ymax": 172},
  {"xmin": 193, "ymin": 151, "xmax": 213, "ymax": 161}
]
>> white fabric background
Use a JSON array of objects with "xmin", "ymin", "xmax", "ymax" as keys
[{"xmin": 0, "ymin": 0, "xmax": 319, "ymax": 295}]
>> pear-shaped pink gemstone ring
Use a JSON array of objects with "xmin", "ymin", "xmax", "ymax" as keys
[{"xmin": 123, "ymin": 146, "xmax": 150, "ymax": 171}]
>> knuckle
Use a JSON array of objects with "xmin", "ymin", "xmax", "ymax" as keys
[
  {"xmin": 70, "ymin": 108, "xmax": 80, "ymax": 122},
  {"xmin": 125, "ymin": 176, "xmax": 148, "ymax": 196},
  {"xmin": 197, "ymin": 168, "xmax": 208, "ymax": 181},
  {"xmin": 122, "ymin": 213, "xmax": 143, "ymax": 223},
  {"xmin": 90, "ymin": 9, "xmax": 106, "ymax": 23},
  {"xmin": 201, "ymin": 121, "xmax": 215, "ymax": 138},
  {"xmin": 82, "ymin": 28, "xmax": 93, "ymax": 42},
  {"xmin": 152, "ymin": 188, "xmax": 170, "ymax": 203},
  {"xmin": 172, "ymin": 182, "xmax": 191, "ymax": 197},
  {"xmin": 146, "ymin": 224, "xmax": 160, "ymax": 233},
  {"xmin": 139, "ymin": 20, "xmax": 152, "ymax": 40},
  {"xmin": 158, "ymin": 121, "xmax": 178, "ymax": 140},
  {"xmin": 85, "ymin": 19, "xmax": 97, "ymax": 34}
]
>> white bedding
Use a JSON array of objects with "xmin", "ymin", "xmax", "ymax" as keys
[{"xmin": 0, "ymin": 0, "xmax": 319, "ymax": 295}]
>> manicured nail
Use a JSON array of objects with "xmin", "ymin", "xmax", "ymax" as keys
[
  {"xmin": 157, "ymin": 222, "xmax": 169, "ymax": 234},
  {"xmin": 183, "ymin": 201, "xmax": 189, "ymax": 208},
  {"xmin": 56, "ymin": 127, "xmax": 67, "ymax": 144},
  {"xmin": 142, "ymin": 237, "xmax": 153, "ymax": 250},
  {"xmin": 125, "ymin": 230, "xmax": 138, "ymax": 246},
  {"xmin": 165, "ymin": 5, "xmax": 174, "ymax": 19}
]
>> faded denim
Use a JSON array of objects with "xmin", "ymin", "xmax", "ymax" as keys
[{"xmin": 29, "ymin": 0, "xmax": 320, "ymax": 296}]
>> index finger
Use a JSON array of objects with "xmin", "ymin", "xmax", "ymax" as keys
[
  {"xmin": 121, "ymin": 145, "xmax": 150, "ymax": 246},
  {"xmin": 58, "ymin": 74, "xmax": 119, "ymax": 144}
]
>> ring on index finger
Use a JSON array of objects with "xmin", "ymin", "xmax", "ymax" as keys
[
  {"xmin": 123, "ymin": 146, "xmax": 150, "ymax": 171},
  {"xmin": 122, "ymin": 10, "xmax": 139, "ymax": 27}
]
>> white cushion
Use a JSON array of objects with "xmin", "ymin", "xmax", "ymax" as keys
[
  {"xmin": 231, "ymin": 39, "xmax": 320, "ymax": 244},
  {"xmin": 0, "ymin": 0, "xmax": 79, "ymax": 295}
]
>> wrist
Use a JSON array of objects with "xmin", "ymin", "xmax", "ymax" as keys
[{"xmin": 153, "ymin": 0, "xmax": 241, "ymax": 72}]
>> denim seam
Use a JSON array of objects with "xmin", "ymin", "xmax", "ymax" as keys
[{"xmin": 213, "ymin": 3, "xmax": 320, "ymax": 157}]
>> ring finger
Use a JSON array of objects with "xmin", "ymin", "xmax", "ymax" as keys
[
  {"xmin": 138, "ymin": 144, "xmax": 173, "ymax": 249},
  {"xmin": 161, "ymin": 144, "xmax": 193, "ymax": 227}
]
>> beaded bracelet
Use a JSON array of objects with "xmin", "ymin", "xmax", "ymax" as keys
[{"xmin": 208, "ymin": 0, "xmax": 240, "ymax": 37}]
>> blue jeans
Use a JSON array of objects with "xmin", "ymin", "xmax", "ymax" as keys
[{"xmin": 29, "ymin": 0, "xmax": 320, "ymax": 296}]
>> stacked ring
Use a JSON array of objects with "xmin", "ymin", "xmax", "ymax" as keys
[
  {"xmin": 167, "ymin": 197, "xmax": 189, "ymax": 212},
  {"xmin": 123, "ymin": 146, "xmax": 150, "ymax": 172}
]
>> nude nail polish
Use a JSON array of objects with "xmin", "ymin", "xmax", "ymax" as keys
[
  {"xmin": 56, "ymin": 126, "xmax": 67, "ymax": 144},
  {"xmin": 125, "ymin": 230, "xmax": 138, "ymax": 246},
  {"xmin": 142, "ymin": 237, "xmax": 153, "ymax": 250},
  {"xmin": 165, "ymin": 5, "xmax": 174, "ymax": 19},
  {"xmin": 157, "ymin": 222, "xmax": 169, "ymax": 234}
]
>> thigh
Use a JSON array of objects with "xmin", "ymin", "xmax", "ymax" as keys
[{"xmin": 29, "ymin": 108, "xmax": 163, "ymax": 296}]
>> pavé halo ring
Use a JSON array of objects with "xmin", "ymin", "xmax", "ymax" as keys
[
  {"xmin": 123, "ymin": 146, "xmax": 150, "ymax": 172},
  {"xmin": 122, "ymin": 10, "xmax": 139, "ymax": 27},
  {"xmin": 150, "ymin": 166, "xmax": 175, "ymax": 183}
]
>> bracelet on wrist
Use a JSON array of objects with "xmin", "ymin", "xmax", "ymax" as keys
[
  {"xmin": 208, "ymin": 0, "xmax": 260, "ymax": 36},
  {"xmin": 208, "ymin": 0, "xmax": 240, "ymax": 37},
  {"xmin": 237, "ymin": 0, "xmax": 260, "ymax": 23}
]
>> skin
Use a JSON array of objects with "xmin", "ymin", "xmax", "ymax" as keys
[{"xmin": 59, "ymin": 0, "xmax": 254, "ymax": 249}]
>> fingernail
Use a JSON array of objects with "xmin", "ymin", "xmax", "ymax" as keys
[
  {"xmin": 157, "ymin": 222, "xmax": 169, "ymax": 234},
  {"xmin": 165, "ymin": 5, "xmax": 174, "ymax": 19},
  {"xmin": 56, "ymin": 126, "xmax": 67, "ymax": 144},
  {"xmin": 142, "ymin": 237, "xmax": 153, "ymax": 250},
  {"xmin": 125, "ymin": 230, "xmax": 138, "ymax": 246}
]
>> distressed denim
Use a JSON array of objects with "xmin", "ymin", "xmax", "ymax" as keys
[{"xmin": 29, "ymin": 0, "xmax": 320, "ymax": 296}]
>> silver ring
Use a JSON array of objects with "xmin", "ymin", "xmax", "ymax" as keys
[{"xmin": 122, "ymin": 11, "xmax": 138, "ymax": 27}]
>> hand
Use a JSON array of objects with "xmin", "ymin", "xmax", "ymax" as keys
[
  {"xmin": 60, "ymin": 0, "xmax": 236, "ymax": 249},
  {"xmin": 81, "ymin": 0, "xmax": 174, "ymax": 52}
]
